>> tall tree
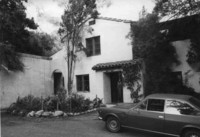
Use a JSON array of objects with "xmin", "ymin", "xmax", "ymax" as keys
[
  {"xmin": 26, "ymin": 32, "xmax": 56, "ymax": 56},
  {"xmin": 154, "ymin": 0, "xmax": 200, "ymax": 72},
  {"xmin": 154, "ymin": 0, "xmax": 200, "ymax": 19},
  {"xmin": 129, "ymin": 12, "xmax": 180, "ymax": 96},
  {"xmin": 58, "ymin": 0, "xmax": 98, "ymax": 95},
  {"xmin": 0, "ymin": 0, "xmax": 38, "ymax": 71}
]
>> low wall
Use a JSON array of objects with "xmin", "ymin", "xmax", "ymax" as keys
[{"xmin": 0, "ymin": 54, "xmax": 53, "ymax": 109}]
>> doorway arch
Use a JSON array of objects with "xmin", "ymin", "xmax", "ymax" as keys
[{"xmin": 53, "ymin": 70, "xmax": 65, "ymax": 95}]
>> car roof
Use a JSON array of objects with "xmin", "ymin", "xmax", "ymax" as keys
[{"xmin": 146, "ymin": 93, "xmax": 192, "ymax": 101}]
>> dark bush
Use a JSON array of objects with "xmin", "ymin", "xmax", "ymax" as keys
[
  {"xmin": 68, "ymin": 93, "xmax": 86, "ymax": 112},
  {"xmin": 7, "ymin": 95, "xmax": 42, "ymax": 114},
  {"xmin": 7, "ymin": 92, "xmax": 102, "ymax": 115},
  {"xmin": 43, "ymin": 96, "xmax": 58, "ymax": 111}
]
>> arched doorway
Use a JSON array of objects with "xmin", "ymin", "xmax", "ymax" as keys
[{"xmin": 53, "ymin": 70, "xmax": 64, "ymax": 95}]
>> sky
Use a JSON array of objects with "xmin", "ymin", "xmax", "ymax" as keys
[{"xmin": 25, "ymin": 0, "xmax": 155, "ymax": 34}]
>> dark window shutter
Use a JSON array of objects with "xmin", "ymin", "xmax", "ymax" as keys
[
  {"xmin": 76, "ymin": 76, "xmax": 82, "ymax": 91},
  {"xmin": 86, "ymin": 38, "xmax": 93, "ymax": 56},
  {"xmin": 94, "ymin": 36, "xmax": 100, "ymax": 55},
  {"xmin": 84, "ymin": 75, "xmax": 90, "ymax": 91},
  {"xmin": 89, "ymin": 20, "xmax": 95, "ymax": 25}
]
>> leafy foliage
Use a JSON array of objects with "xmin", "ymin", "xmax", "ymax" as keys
[
  {"xmin": 0, "ymin": 0, "xmax": 38, "ymax": 45},
  {"xmin": 0, "ymin": 42, "xmax": 24, "ymax": 71},
  {"xmin": 154, "ymin": 0, "xmax": 200, "ymax": 71},
  {"xmin": 122, "ymin": 62, "xmax": 142, "ymax": 102},
  {"xmin": 59, "ymin": 0, "xmax": 98, "ymax": 95},
  {"xmin": 129, "ymin": 13, "xmax": 180, "ymax": 96},
  {"xmin": 7, "ymin": 93, "xmax": 102, "ymax": 114},
  {"xmin": 154, "ymin": 0, "xmax": 200, "ymax": 18},
  {"xmin": 0, "ymin": 0, "xmax": 37, "ymax": 71},
  {"xmin": 186, "ymin": 23, "xmax": 200, "ymax": 71},
  {"xmin": 25, "ymin": 32, "xmax": 57, "ymax": 56},
  {"xmin": 7, "ymin": 95, "xmax": 42, "ymax": 113},
  {"xmin": 0, "ymin": 0, "xmax": 58, "ymax": 71},
  {"xmin": 187, "ymin": 33, "xmax": 200, "ymax": 66}
]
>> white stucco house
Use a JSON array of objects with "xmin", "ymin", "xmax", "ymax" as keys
[
  {"xmin": 73, "ymin": 17, "xmax": 139, "ymax": 104},
  {"xmin": 1, "ymin": 15, "xmax": 200, "ymax": 109},
  {"xmin": 0, "ymin": 16, "xmax": 142, "ymax": 109},
  {"xmin": 72, "ymin": 15, "xmax": 200, "ymax": 104}
]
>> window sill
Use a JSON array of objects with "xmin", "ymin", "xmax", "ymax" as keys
[
  {"xmin": 87, "ymin": 54, "xmax": 101, "ymax": 57},
  {"xmin": 77, "ymin": 91, "xmax": 90, "ymax": 93}
]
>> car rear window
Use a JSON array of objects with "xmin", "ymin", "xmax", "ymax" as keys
[
  {"xmin": 147, "ymin": 99, "xmax": 165, "ymax": 112},
  {"xmin": 189, "ymin": 97, "xmax": 200, "ymax": 109},
  {"xmin": 165, "ymin": 100, "xmax": 197, "ymax": 115}
]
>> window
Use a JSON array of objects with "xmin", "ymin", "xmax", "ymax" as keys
[
  {"xmin": 137, "ymin": 100, "xmax": 148, "ymax": 110},
  {"xmin": 147, "ymin": 99, "xmax": 165, "ymax": 112},
  {"xmin": 166, "ymin": 100, "xmax": 197, "ymax": 115},
  {"xmin": 76, "ymin": 75, "xmax": 90, "ymax": 92},
  {"xmin": 89, "ymin": 20, "xmax": 95, "ymax": 25},
  {"xmin": 86, "ymin": 36, "xmax": 101, "ymax": 56}
]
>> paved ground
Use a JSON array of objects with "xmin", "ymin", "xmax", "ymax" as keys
[{"xmin": 1, "ymin": 112, "xmax": 170, "ymax": 137}]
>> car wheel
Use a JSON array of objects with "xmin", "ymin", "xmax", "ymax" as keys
[
  {"xmin": 106, "ymin": 116, "xmax": 121, "ymax": 133},
  {"xmin": 183, "ymin": 129, "xmax": 200, "ymax": 137}
]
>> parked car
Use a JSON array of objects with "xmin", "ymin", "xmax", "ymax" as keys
[{"xmin": 98, "ymin": 94, "xmax": 200, "ymax": 137}]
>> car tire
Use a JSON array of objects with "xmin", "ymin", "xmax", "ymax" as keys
[
  {"xmin": 183, "ymin": 129, "xmax": 200, "ymax": 137},
  {"xmin": 106, "ymin": 116, "xmax": 121, "ymax": 133}
]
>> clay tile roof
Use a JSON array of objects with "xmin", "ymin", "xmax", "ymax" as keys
[
  {"xmin": 97, "ymin": 16, "xmax": 134, "ymax": 23},
  {"xmin": 92, "ymin": 59, "xmax": 141, "ymax": 71}
]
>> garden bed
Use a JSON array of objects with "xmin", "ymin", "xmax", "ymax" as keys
[{"xmin": 7, "ymin": 93, "xmax": 103, "ymax": 118}]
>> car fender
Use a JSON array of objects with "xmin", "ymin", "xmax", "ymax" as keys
[
  {"xmin": 181, "ymin": 125, "xmax": 200, "ymax": 134},
  {"xmin": 104, "ymin": 113, "xmax": 120, "ymax": 122}
]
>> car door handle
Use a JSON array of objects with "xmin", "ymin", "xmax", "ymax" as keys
[{"xmin": 158, "ymin": 115, "xmax": 164, "ymax": 119}]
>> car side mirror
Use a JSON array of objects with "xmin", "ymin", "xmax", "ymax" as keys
[{"xmin": 135, "ymin": 108, "xmax": 140, "ymax": 113}]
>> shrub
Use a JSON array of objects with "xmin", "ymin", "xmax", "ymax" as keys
[
  {"xmin": 43, "ymin": 96, "xmax": 58, "ymax": 111},
  {"xmin": 68, "ymin": 93, "xmax": 86, "ymax": 112},
  {"xmin": 7, "ymin": 95, "xmax": 42, "ymax": 114},
  {"xmin": 92, "ymin": 96, "xmax": 103, "ymax": 108},
  {"xmin": 7, "ymin": 92, "xmax": 101, "ymax": 115}
]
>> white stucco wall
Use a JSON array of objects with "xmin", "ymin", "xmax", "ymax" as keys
[
  {"xmin": 172, "ymin": 39, "xmax": 200, "ymax": 93},
  {"xmin": 0, "ymin": 49, "xmax": 68, "ymax": 109},
  {"xmin": 74, "ymin": 19, "xmax": 133, "ymax": 103},
  {"xmin": 51, "ymin": 48, "xmax": 68, "ymax": 89},
  {"xmin": 103, "ymin": 73, "xmax": 111, "ymax": 103},
  {"xmin": 0, "ymin": 54, "xmax": 52, "ymax": 109}
]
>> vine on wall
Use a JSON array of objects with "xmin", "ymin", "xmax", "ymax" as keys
[
  {"xmin": 187, "ymin": 31, "xmax": 200, "ymax": 72},
  {"xmin": 122, "ymin": 61, "xmax": 142, "ymax": 103}
]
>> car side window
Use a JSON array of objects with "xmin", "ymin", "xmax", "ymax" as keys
[
  {"xmin": 165, "ymin": 100, "xmax": 196, "ymax": 115},
  {"xmin": 137, "ymin": 100, "xmax": 148, "ymax": 110},
  {"xmin": 147, "ymin": 99, "xmax": 165, "ymax": 112}
]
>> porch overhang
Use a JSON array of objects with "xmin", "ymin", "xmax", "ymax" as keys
[{"xmin": 92, "ymin": 59, "xmax": 141, "ymax": 71}]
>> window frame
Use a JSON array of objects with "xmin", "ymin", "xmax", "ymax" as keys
[
  {"xmin": 89, "ymin": 20, "xmax": 96, "ymax": 25},
  {"xmin": 135, "ymin": 98, "xmax": 165, "ymax": 113},
  {"xmin": 147, "ymin": 98, "xmax": 165, "ymax": 112},
  {"xmin": 76, "ymin": 74, "xmax": 90, "ymax": 92},
  {"xmin": 165, "ymin": 99, "xmax": 198, "ymax": 116},
  {"xmin": 136, "ymin": 99, "xmax": 148, "ymax": 111},
  {"xmin": 86, "ymin": 36, "xmax": 101, "ymax": 57}
]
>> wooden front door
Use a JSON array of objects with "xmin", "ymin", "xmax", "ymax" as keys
[{"xmin": 110, "ymin": 72, "xmax": 123, "ymax": 103}]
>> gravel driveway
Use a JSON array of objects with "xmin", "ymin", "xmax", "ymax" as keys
[{"xmin": 1, "ymin": 111, "xmax": 170, "ymax": 137}]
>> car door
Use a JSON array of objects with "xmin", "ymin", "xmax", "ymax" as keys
[
  {"xmin": 127, "ymin": 98, "xmax": 165, "ymax": 133},
  {"xmin": 164, "ymin": 99, "xmax": 199, "ymax": 135}
]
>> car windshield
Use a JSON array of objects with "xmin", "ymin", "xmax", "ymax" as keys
[{"xmin": 189, "ymin": 97, "xmax": 200, "ymax": 109}]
